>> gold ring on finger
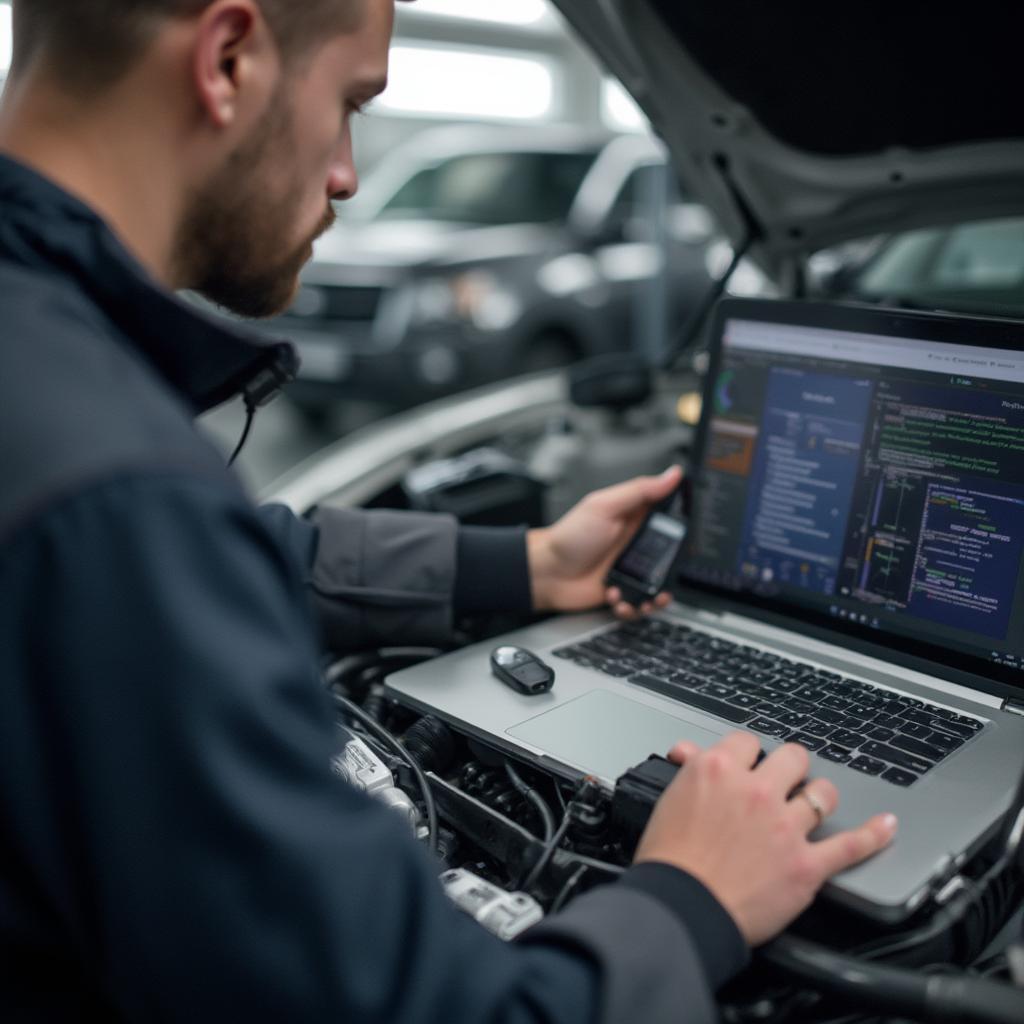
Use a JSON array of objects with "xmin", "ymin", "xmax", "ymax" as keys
[{"xmin": 797, "ymin": 786, "xmax": 826, "ymax": 827}]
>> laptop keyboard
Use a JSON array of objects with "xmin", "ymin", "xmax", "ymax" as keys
[{"xmin": 552, "ymin": 618, "xmax": 986, "ymax": 787}]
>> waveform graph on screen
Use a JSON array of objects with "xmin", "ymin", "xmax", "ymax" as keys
[
  {"xmin": 854, "ymin": 471, "xmax": 929, "ymax": 602},
  {"xmin": 908, "ymin": 482, "xmax": 1024, "ymax": 639},
  {"xmin": 862, "ymin": 536, "xmax": 907, "ymax": 596}
]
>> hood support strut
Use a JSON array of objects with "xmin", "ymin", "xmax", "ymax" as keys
[{"xmin": 662, "ymin": 154, "xmax": 763, "ymax": 369}]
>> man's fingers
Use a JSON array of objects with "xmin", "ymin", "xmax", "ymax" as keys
[
  {"xmin": 713, "ymin": 731, "xmax": 763, "ymax": 769},
  {"xmin": 812, "ymin": 813, "xmax": 898, "ymax": 878},
  {"xmin": 756, "ymin": 742, "xmax": 810, "ymax": 793},
  {"xmin": 648, "ymin": 464, "xmax": 684, "ymax": 497},
  {"xmin": 606, "ymin": 587, "xmax": 637, "ymax": 618},
  {"xmin": 592, "ymin": 466, "xmax": 683, "ymax": 517},
  {"xmin": 606, "ymin": 588, "xmax": 663, "ymax": 619},
  {"xmin": 788, "ymin": 778, "xmax": 839, "ymax": 833},
  {"xmin": 667, "ymin": 740, "xmax": 701, "ymax": 765}
]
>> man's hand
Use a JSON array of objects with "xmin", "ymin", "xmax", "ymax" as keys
[
  {"xmin": 527, "ymin": 466, "xmax": 683, "ymax": 616},
  {"xmin": 635, "ymin": 733, "xmax": 897, "ymax": 947}
]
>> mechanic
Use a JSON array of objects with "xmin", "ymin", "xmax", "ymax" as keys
[{"xmin": 0, "ymin": 1, "xmax": 897, "ymax": 1021}]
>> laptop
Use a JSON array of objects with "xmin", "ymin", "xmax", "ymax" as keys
[{"xmin": 387, "ymin": 297, "xmax": 1024, "ymax": 924}]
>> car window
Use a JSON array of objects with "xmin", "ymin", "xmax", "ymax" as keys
[
  {"xmin": 931, "ymin": 219, "xmax": 1024, "ymax": 288},
  {"xmin": 376, "ymin": 151, "xmax": 596, "ymax": 225},
  {"xmin": 852, "ymin": 217, "xmax": 1024, "ymax": 316},
  {"xmin": 857, "ymin": 230, "xmax": 944, "ymax": 295}
]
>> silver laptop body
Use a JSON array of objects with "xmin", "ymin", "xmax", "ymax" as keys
[{"xmin": 387, "ymin": 298, "xmax": 1024, "ymax": 924}]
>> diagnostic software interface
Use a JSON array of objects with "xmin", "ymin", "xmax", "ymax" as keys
[{"xmin": 685, "ymin": 316, "xmax": 1024, "ymax": 677}]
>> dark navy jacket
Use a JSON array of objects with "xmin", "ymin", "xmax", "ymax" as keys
[{"xmin": 0, "ymin": 154, "xmax": 745, "ymax": 1022}]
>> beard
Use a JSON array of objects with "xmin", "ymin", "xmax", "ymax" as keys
[{"xmin": 173, "ymin": 91, "xmax": 336, "ymax": 319}]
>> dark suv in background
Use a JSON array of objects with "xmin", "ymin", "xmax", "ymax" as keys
[{"xmin": 268, "ymin": 125, "xmax": 728, "ymax": 417}]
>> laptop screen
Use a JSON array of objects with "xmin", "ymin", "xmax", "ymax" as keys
[{"xmin": 683, "ymin": 299, "xmax": 1024, "ymax": 688}]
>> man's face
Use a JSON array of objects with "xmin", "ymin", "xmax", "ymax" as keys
[{"xmin": 177, "ymin": 0, "xmax": 392, "ymax": 318}]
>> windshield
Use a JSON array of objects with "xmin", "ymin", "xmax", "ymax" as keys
[
  {"xmin": 844, "ymin": 216, "xmax": 1024, "ymax": 318},
  {"xmin": 373, "ymin": 150, "xmax": 597, "ymax": 225}
]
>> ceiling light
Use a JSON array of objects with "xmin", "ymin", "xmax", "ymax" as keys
[
  {"xmin": 380, "ymin": 46, "xmax": 553, "ymax": 121},
  {"xmin": 406, "ymin": 0, "xmax": 549, "ymax": 27},
  {"xmin": 0, "ymin": 4, "xmax": 12, "ymax": 77}
]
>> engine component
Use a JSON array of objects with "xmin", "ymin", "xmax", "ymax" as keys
[
  {"xmin": 568, "ymin": 353, "xmax": 653, "ymax": 410},
  {"xmin": 440, "ymin": 868, "xmax": 543, "ymax": 941},
  {"xmin": 566, "ymin": 790, "xmax": 612, "ymax": 858},
  {"xmin": 323, "ymin": 650, "xmax": 1024, "ymax": 1023},
  {"xmin": 332, "ymin": 732, "xmax": 420, "ymax": 834},
  {"xmin": 402, "ymin": 447, "xmax": 545, "ymax": 528},
  {"xmin": 459, "ymin": 763, "xmax": 528, "ymax": 822}
]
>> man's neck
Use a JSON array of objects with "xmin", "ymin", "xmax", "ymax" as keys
[{"xmin": 0, "ymin": 75, "xmax": 184, "ymax": 288}]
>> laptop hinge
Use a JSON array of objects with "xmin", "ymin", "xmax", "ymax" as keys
[{"xmin": 1002, "ymin": 698, "xmax": 1024, "ymax": 718}]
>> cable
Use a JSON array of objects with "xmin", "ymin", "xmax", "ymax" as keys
[
  {"xmin": 572, "ymin": 854, "xmax": 623, "ymax": 876},
  {"xmin": 330, "ymin": 691, "xmax": 439, "ymax": 858},
  {"xmin": 227, "ymin": 398, "xmax": 256, "ymax": 467},
  {"xmin": 520, "ymin": 810, "xmax": 572, "ymax": 892},
  {"xmin": 505, "ymin": 762, "xmax": 556, "ymax": 843},
  {"xmin": 550, "ymin": 865, "xmax": 587, "ymax": 914},
  {"xmin": 553, "ymin": 780, "xmax": 568, "ymax": 815}
]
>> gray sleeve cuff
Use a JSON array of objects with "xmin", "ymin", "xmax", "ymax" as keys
[
  {"xmin": 620, "ymin": 863, "xmax": 749, "ymax": 989},
  {"xmin": 453, "ymin": 526, "xmax": 531, "ymax": 615},
  {"xmin": 520, "ymin": 883, "xmax": 720, "ymax": 1024},
  {"xmin": 307, "ymin": 507, "xmax": 458, "ymax": 650}
]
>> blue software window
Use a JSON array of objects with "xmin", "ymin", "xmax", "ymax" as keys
[{"xmin": 737, "ymin": 369, "xmax": 872, "ymax": 594}]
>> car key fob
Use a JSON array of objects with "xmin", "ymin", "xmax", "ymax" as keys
[{"xmin": 490, "ymin": 645, "xmax": 555, "ymax": 695}]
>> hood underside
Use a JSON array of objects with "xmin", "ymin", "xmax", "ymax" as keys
[{"xmin": 554, "ymin": 0, "xmax": 1024, "ymax": 275}]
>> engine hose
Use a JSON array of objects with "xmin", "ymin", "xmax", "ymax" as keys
[
  {"xmin": 361, "ymin": 690, "xmax": 390, "ymax": 724},
  {"xmin": 403, "ymin": 716, "xmax": 458, "ymax": 776},
  {"xmin": 763, "ymin": 935, "xmax": 1024, "ymax": 1024}
]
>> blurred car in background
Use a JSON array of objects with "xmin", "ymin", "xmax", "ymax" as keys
[
  {"xmin": 268, "ymin": 125, "xmax": 724, "ymax": 419},
  {"xmin": 264, "ymin": 1, "xmax": 1024, "ymax": 515},
  {"xmin": 812, "ymin": 216, "xmax": 1024, "ymax": 319}
]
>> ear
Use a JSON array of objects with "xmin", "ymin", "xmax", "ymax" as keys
[{"xmin": 191, "ymin": 0, "xmax": 275, "ymax": 129}]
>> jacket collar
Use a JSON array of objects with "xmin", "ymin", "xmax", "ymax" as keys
[{"xmin": 0, "ymin": 153, "xmax": 297, "ymax": 414}]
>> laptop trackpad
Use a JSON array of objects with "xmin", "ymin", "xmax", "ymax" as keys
[{"xmin": 506, "ymin": 689, "xmax": 727, "ymax": 781}]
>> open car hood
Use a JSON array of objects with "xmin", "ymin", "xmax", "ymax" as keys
[{"xmin": 553, "ymin": 0, "xmax": 1024, "ymax": 277}]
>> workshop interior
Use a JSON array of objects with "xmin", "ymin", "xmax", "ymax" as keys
[{"xmin": 5, "ymin": 1, "xmax": 1024, "ymax": 1021}]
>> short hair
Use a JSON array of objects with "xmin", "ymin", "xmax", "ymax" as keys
[{"xmin": 10, "ymin": 0, "xmax": 366, "ymax": 91}]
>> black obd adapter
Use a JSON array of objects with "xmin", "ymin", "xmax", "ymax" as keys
[{"xmin": 611, "ymin": 755, "xmax": 679, "ymax": 845}]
